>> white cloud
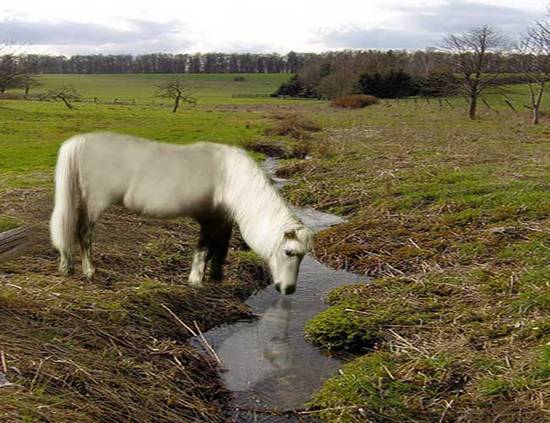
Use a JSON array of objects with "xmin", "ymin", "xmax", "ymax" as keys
[{"xmin": 0, "ymin": 0, "xmax": 546, "ymax": 54}]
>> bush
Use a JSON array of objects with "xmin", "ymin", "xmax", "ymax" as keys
[
  {"xmin": 331, "ymin": 94, "xmax": 379, "ymax": 109},
  {"xmin": 359, "ymin": 70, "xmax": 418, "ymax": 98},
  {"xmin": 233, "ymin": 76, "xmax": 246, "ymax": 82},
  {"xmin": 271, "ymin": 75, "xmax": 319, "ymax": 98}
]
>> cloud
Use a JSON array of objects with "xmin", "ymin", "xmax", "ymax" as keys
[
  {"xmin": 407, "ymin": 0, "xmax": 538, "ymax": 34},
  {"xmin": 0, "ymin": 18, "xmax": 193, "ymax": 54},
  {"xmin": 318, "ymin": 27, "xmax": 438, "ymax": 50},
  {"xmin": 317, "ymin": 0, "xmax": 538, "ymax": 50}
]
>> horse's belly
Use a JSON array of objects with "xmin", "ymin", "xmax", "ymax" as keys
[{"xmin": 123, "ymin": 182, "xmax": 213, "ymax": 219}]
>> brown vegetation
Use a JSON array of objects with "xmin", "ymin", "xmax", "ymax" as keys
[
  {"xmin": 330, "ymin": 95, "xmax": 380, "ymax": 109},
  {"xmin": 263, "ymin": 113, "xmax": 321, "ymax": 140},
  {"xmin": 0, "ymin": 187, "xmax": 269, "ymax": 422}
]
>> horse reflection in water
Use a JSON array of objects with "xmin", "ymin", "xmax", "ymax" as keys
[{"xmin": 216, "ymin": 297, "xmax": 296, "ymax": 397}]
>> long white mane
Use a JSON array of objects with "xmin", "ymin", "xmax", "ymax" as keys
[{"xmin": 219, "ymin": 147, "xmax": 308, "ymax": 260}]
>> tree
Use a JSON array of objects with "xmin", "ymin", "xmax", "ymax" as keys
[
  {"xmin": 515, "ymin": 21, "xmax": 550, "ymax": 124},
  {"xmin": 0, "ymin": 54, "xmax": 26, "ymax": 93},
  {"xmin": 15, "ymin": 74, "xmax": 42, "ymax": 96},
  {"xmin": 156, "ymin": 78, "xmax": 196, "ymax": 113},
  {"xmin": 440, "ymin": 25, "xmax": 507, "ymax": 119},
  {"xmin": 47, "ymin": 86, "xmax": 81, "ymax": 109}
]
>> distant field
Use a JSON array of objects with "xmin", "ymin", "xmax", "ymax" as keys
[{"xmin": 34, "ymin": 73, "xmax": 294, "ymax": 105}]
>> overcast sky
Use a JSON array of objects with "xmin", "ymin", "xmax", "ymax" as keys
[{"xmin": 0, "ymin": 0, "xmax": 547, "ymax": 55}]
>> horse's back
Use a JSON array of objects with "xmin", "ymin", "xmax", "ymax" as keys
[{"xmin": 76, "ymin": 133, "xmax": 227, "ymax": 218}]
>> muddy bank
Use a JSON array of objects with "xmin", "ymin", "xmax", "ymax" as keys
[{"xmin": 0, "ymin": 187, "xmax": 270, "ymax": 422}]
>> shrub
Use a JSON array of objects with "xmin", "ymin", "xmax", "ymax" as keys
[
  {"xmin": 359, "ymin": 70, "xmax": 418, "ymax": 98},
  {"xmin": 331, "ymin": 94, "xmax": 379, "ymax": 109},
  {"xmin": 271, "ymin": 75, "xmax": 319, "ymax": 98},
  {"xmin": 233, "ymin": 76, "xmax": 246, "ymax": 82}
]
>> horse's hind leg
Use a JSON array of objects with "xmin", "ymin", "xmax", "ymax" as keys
[
  {"xmin": 188, "ymin": 224, "xmax": 210, "ymax": 287},
  {"xmin": 78, "ymin": 207, "xmax": 96, "ymax": 280},
  {"xmin": 209, "ymin": 221, "xmax": 232, "ymax": 282}
]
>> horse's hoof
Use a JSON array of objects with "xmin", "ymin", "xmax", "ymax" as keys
[
  {"xmin": 188, "ymin": 278, "xmax": 204, "ymax": 288},
  {"xmin": 59, "ymin": 264, "xmax": 74, "ymax": 277},
  {"xmin": 83, "ymin": 269, "xmax": 95, "ymax": 280}
]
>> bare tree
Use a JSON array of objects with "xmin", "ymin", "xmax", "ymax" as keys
[
  {"xmin": 17, "ymin": 74, "xmax": 42, "ymax": 96},
  {"xmin": 47, "ymin": 86, "xmax": 81, "ymax": 109},
  {"xmin": 0, "ymin": 54, "xmax": 26, "ymax": 93},
  {"xmin": 515, "ymin": 21, "xmax": 550, "ymax": 124},
  {"xmin": 156, "ymin": 78, "xmax": 196, "ymax": 112},
  {"xmin": 440, "ymin": 25, "xmax": 507, "ymax": 119}
]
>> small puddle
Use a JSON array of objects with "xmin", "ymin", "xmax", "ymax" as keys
[{"xmin": 194, "ymin": 158, "xmax": 366, "ymax": 422}]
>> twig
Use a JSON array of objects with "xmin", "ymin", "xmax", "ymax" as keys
[
  {"xmin": 1, "ymin": 350, "xmax": 7, "ymax": 373},
  {"xmin": 160, "ymin": 303, "xmax": 197, "ymax": 336},
  {"xmin": 388, "ymin": 329, "xmax": 430, "ymax": 358},
  {"xmin": 160, "ymin": 304, "xmax": 221, "ymax": 364},
  {"xmin": 193, "ymin": 321, "xmax": 221, "ymax": 364},
  {"xmin": 439, "ymin": 399, "xmax": 455, "ymax": 423}
]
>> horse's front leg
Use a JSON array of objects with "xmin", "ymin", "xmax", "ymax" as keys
[
  {"xmin": 188, "ymin": 226, "xmax": 210, "ymax": 287},
  {"xmin": 210, "ymin": 221, "xmax": 232, "ymax": 282}
]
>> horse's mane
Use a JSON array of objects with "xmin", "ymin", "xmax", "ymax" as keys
[{"xmin": 219, "ymin": 147, "xmax": 302, "ymax": 260}]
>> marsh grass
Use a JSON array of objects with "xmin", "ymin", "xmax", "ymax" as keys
[
  {"xmin": 0, "ymin": 187, "xmax": 270, "ymax": 422},
  {"xmin": 280, "ymin": 101, "xmax": 550, "ymax": 421}
]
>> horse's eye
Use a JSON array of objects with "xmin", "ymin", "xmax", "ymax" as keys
[{"xmin": 284, "ymin": 250, "xmax": 296, "ymax": 257}]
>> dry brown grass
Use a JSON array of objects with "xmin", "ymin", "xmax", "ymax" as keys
[
  {"xmin": 263, "ymin": 112, "xmax": 321, "ymax": 140},
  {"xmin": 0, "ymin": 187, "xmax": 269, "ymax": 422},
  {"xmin": 330, "ymin": 95, "xmax": 379, "ymax": 109}
]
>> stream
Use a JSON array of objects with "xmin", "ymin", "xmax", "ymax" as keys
[{"xmin": 193, "ymin": 158, "xmax": 367, "ymax": 422}]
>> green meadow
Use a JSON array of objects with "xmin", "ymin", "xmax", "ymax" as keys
[{"xmin": 35, "ymin": 73, "xmax": 293, "ymax": 104}]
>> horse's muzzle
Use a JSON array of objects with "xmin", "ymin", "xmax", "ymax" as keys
[{"xmin": 275, "ymin": 283, "xmax": 296, "ymax": 295}]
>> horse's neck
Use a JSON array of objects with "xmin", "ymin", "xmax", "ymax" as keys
[{"xmin": 220, "ymin": 151, "xmax": 297, "ymax": 259}]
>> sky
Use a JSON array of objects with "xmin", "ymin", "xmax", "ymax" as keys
[{"xmin": 0, "ymin": 0, "xmax": 547, "ymax": 55}]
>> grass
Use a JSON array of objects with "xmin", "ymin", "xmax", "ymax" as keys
[
  {"xmin": 0, "ymin": 73, "xmax": 303, "ymax": 422},
  {"xmin": 277, "ymin": 98, "xmax": 549, "ymax": 421},
  {"xmin": 1, "ymin": 74, "xmax": 549, "ymax": 421},
  {"xmin": 24, "ymin": 73, "xmax": 298, "ymax": 105}
]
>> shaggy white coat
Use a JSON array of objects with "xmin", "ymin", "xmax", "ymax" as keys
[{"xmin": 50, "ymin": 132, "xmax": 313, "ymax": 293}]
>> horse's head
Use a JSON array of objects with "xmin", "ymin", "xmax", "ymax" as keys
[{"xmin": 268, "ymin": 225, "xmax": 314, "ymax": 295}]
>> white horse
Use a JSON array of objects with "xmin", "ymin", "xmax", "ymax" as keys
[{"xmin": 50, "ymin": 132, "xmax": 313, "ymax": 295}]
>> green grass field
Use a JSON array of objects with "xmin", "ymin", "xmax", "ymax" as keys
[
  {"xmin": 0, "ymin": 74, "xmax": 548, "ymax": 422},
  {"xmin": 34, "ymin": 73, "xmax": 294, "ymax": 104}
]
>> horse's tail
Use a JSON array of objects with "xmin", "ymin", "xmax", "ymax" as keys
[{"xmin": 50, "ymin": 136, "xmax": 85, "ymax": 256}]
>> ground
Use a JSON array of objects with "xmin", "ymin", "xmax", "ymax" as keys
[{"xmin": 1, "ymin": 74, "xmax": 549, "ymax": 422}]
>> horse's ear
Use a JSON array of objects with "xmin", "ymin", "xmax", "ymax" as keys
[{"xmin": 284, "ymin": 230, "xmax": 297, "ymax": 240}]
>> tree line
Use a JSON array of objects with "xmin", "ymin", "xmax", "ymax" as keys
[
  {"xmin": 12, "ymin": 52, "xmax": 310, "ymax": 74},
  {"xmin": 2, "ymin": 49, "xmax": 530, "ymax": 76}
]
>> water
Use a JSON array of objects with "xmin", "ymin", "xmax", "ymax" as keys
[{"xmin": 194, "ymin": 159, "xmax": 367, "ymax": 422}]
